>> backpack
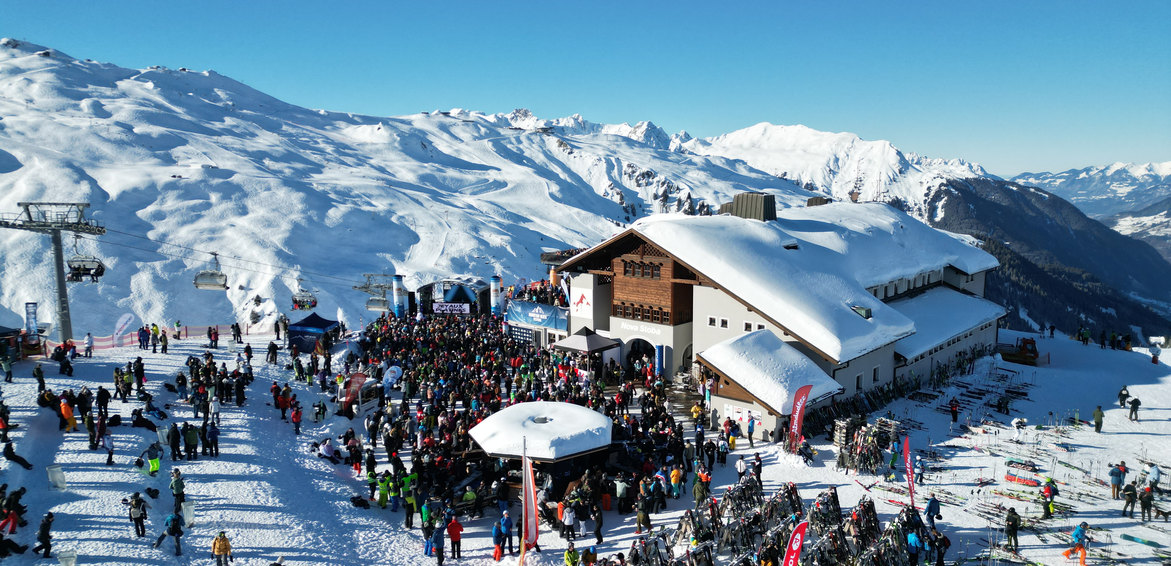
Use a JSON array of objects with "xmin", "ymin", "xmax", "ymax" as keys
[
  {"xmin": 351, "ymin": 496, "xmax": 371, "ymax": 509},
  {"xmin": 166, "ymin": 515, "xmax": 184, "ymax": 536}
]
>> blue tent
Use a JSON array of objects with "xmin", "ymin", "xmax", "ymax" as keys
[{"xmin": 288, "ymin": 313, "xmax": 339, "ymax": 353}]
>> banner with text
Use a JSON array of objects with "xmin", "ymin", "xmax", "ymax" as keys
[
  {"xmin": 505, "ymin": 300, "xmax": 568, "ymax": 331},
  {"xmin": 788, "ymin": 384, "xmax": 813, "ymax": 453}
]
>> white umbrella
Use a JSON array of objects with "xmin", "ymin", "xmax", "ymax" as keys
[{"xmin": 470, "ymin": 401, "xmax": 612, "ymax": 462}]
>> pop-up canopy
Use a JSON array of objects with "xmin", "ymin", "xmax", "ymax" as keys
[
  {"xmin": 552, "ymin": 327, "xmax": 620, "ymax": 354},
  {"xmin": 470, "ymin": 401, "xmax": 612, "ymax": 462}
]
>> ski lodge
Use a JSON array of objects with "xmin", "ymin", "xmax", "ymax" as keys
[{"xmin": 557, "ymin": 194, "xmax": 1006, "ymax": 438}]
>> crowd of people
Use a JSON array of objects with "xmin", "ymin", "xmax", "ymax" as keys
[{"xmin": 0, "ymin": 305, "xmax": 1166, "ymax": 566}]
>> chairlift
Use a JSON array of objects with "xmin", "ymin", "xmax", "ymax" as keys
[
  {"xmin": 66, "ymin": 235, "xmax": 107, "ymax": 283},
  {"xmin": 193, "ymin": 253, "xmax": 229, "ymax": 291},
  {"xmin": 366, "ymin": 295, "xmax": 390, "ymax": 312},
  {"xmin": 291, "ymin": 278, "xmax": 317, "ymax": 310}
]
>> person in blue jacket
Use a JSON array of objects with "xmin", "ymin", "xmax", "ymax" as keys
[
  {"xmin": 501, "ymin": 511, "xmax": 515, "ymax": 555},
  {"xmin": 907, "ymin": 531, "xmax": 923, "ymax": 563},
  {"xmin": 430, "ymin": 520, "xmax": 446, "ymax": 566},
  {"xmin": 925, "ymin": 493, "xmax": 941, "ymax": 530}
]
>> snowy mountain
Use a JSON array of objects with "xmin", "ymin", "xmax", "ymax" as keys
[
  {"xmin": 1106, "ymin": 196, "xmax": 1171, "ymax": 264},
  {"xmin": 0, "ymin": 39, "xmax": 813, "ymax": 334},
  {"xmin": 1011, "ymin": 162, "xmax": 1171, "ymax": 218},
  {"xmin": 678, "ymin": 123, "xmax": 996, "ymax": 215}
]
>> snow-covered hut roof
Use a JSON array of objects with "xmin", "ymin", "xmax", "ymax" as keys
[
  {"xmin": 620, "ymin": 202, "xmax": 998, "ymax": 362},
  {"xmin": 697, "ymin": 330, "xmax": 843, "ymax": 415},
  {"xmin": 888, "ymin": 287, "xmax": 1007, "ymax": 360},
  {"xmin": 469, "ymin": 401, "xmax": 612, "ymax": 462}
]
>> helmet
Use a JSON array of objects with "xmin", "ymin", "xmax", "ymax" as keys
[{"xmin": 1080, "ymin": 522, "xmax": 1088, "ymax": 527}]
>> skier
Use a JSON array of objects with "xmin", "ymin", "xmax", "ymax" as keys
[
  {"xmin": 1118, "ymin": 386, "xmax": 1130, "ymax": 408},
  {"xmin": 170, "ymin": 468, "xmax": 186, "ymax": 508},
  {"xmin": 1061, "ymin": 522, "xmax": 1090, "ymax": 566},
  {"xmin": 1092, "ymin": 406, "xmax": 1104, "ymax": 433},
  {"xmin": 948, "ymin": 398, "xmax": 960, "ymax": 423},
  {"xmin": 153, "ymin": 511, "xmax": 184, "ymax": 556},
  {"xmin": 1128, "ymin": 397, "xmax": 1141, "ymax": 421},
  {"xmin": 1010, "ymin": 417, "xmax": 1027, "ymax": 441},
  {"xmin": 735, "ymin": 455, "xmax": 747, "ymax": 481},
  {"xmin": 1004, "ymin": 507, "xmax": 1021, "ymax": 553},
  {"xmin": 1147, "ymin": 462, "xmax": 1161, "ymax": 495},
  {"xmin": 914, "ymin": 456, "xmax": 926, "ymax": 484}
]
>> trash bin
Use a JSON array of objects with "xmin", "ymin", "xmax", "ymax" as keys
[
  {"xmin": 57, "ymin": 549, "xmax": 77, "ymax": 566},
  {"xmin": 46, "ymin": 464, "xmax": 66, "ymax": 491},
  {"xmin": 157, "ymin": 428, "xmax": 169, "ymax": 446},
  {"xmin": 181, "ymin": 501, "xmax": 195, "ymax": 527}
]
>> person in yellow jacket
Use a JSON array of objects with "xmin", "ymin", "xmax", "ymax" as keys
[
  {"xmin": 212, "ymin": 531, "xmax": 233, "ymax": 565},
  {"xmin": 377, "ymin": 472, "xmax": 391, "ymax": 509},
  {"xmin": 564, "ymin": 542, "xmax": 579, "ymax": 566}
]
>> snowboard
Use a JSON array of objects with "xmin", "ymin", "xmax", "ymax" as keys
[{"xmin": 1120, "ymin": 533, "xmax": 1162, "ymax": 547}]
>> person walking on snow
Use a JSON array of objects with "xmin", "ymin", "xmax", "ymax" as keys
[
  {"xmin": 1092, "ymin": 406, "xmax": 1104, "ymax": 433},
  {"xmin": 447, "ymin": 516, "xmax": 463, "ymax": 559},
  {"xmin": 1061, "ymin": 522, "xmax": 1090, "ymax": 566},
  {"xmin": 1118, "ymin": 386, "xmax": 1130, "ymax": 408},
  {"xmin": 153, "ymin": 511, "xmax": 184, "ymax": 556},
  {"xmin": 1129, "ymin": 397, "xmax": 1141, "ymax": 421},
  {"xmin": 212, "ymin": 531, "xmax": 233, "ymax": 565},
  {"xmin": 1004, "ymin": 507, "xmax": 1021, "ymax": 553},
  {"xmin": 30, "ymin": 512, "xmax": 52, "ymax": 558}
]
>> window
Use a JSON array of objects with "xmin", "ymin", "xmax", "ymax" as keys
[
  {"xmin": 872, "ymin": 366, "xmax": 879, "ymax": 384},
  {"xmin": 744, "ymin": 322, "xmax": 753, "ymax": 332},
  {"xmin": 624, "ymin": 305, "xmax": 632, "ymax": 318},
  {"xmin": 757, "ymin": 324, "xmax": 766, "ymax": 331},
  {"xmin": 623, "ymin": 262, "xmax": 631, "ymax": 276},
  {"xmin": 719, "ymin": 318, "xmax": 729, "ymax": 329},
  {"xmin": 662, "ymin": 311, "xmax": 671, "ymax": 324},
  {"xmin": 652, "ymin": 310, "xmax": 661, "ymax": 323},
  {"xmin": 633, "ymin": 263, "xmax": 642, "ymax": 277},
  {"xmin": 633, "ymin": 306, "xmax": 642, "ymax": 320},
  {"xmin": 855, "ymin": 374, "xmax": 862, "ymax": 390},
  {"xmin": 652, "ymin": 264, "xmax": 661, "ymax": 279},
  {"xmin": 708, "ymin": 316, "xmax": 717, "ymax": 327},
  {"xmin": 613, "ymin": 303, "xmax": 620, "ymax": 316}
]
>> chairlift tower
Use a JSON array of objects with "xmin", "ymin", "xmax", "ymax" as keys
[{"xmin": 0, "ymin": 203, "xmax": 106, "ymax": 343}]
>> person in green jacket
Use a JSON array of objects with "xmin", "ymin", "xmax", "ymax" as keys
[
  {"xmin": 564, "ymin": 542, "xmax": 579, "ymax": 566},
  {"xmin": 693, "ymin": 479, "xmax": 709, "ymax": 508},
  {"xmin": 1092, "ymin": 406, "xmax": 1105, "ymax": 433}
]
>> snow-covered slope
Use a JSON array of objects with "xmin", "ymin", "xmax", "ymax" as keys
[
  {"xmin": 1011, "ymin": 161, "xmax": 1171, "ymax": 218},
  {"xmin": 678, "ymin": 123, "xmax": 995, "ymax": 216},
  {"xmin": 0, "ymin": 39, "xmax": 812, "ymax": 334}
]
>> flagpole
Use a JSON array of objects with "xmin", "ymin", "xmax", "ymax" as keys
[{"xmin": 519, "ymin": 437, "xmax": 527, "ymax": 566}]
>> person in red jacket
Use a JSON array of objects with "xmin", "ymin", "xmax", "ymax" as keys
[
  {"xmin": 291, "ymin": 405, "xmax": 303, "ymax": 435},
  {"xmin": 446, "ymin": 516, "xmax": 463, "ymax": 559}
]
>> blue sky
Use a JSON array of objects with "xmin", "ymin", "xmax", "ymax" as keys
[{"xmin": 4, "ymin": 1, "xmax": 1168, "ymax": 175}]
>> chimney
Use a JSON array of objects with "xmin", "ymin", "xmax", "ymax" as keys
[{"xmin": 719, "ymin": 192, "xmax": 777, "ymax": 221}]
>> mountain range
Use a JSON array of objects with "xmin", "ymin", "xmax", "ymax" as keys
[{"xmin": 0, "ymin": 37, "xmax": 1167, "ymax": 340}]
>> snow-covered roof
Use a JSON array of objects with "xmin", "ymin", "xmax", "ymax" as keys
[
  {"xmin": 889, "ymin": 287, "xmax": 1007, "ymax": 360},
  {"xmin": 698, "ymin": 330, "xmax": 843, "ymax": 415},
  {"xmin": 469, "ymin": 401, "xmax": 612, "ymax": 462},
  {"xmin": 626, "ymin": 203, "xmax": 999, "ymax": 361}
]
